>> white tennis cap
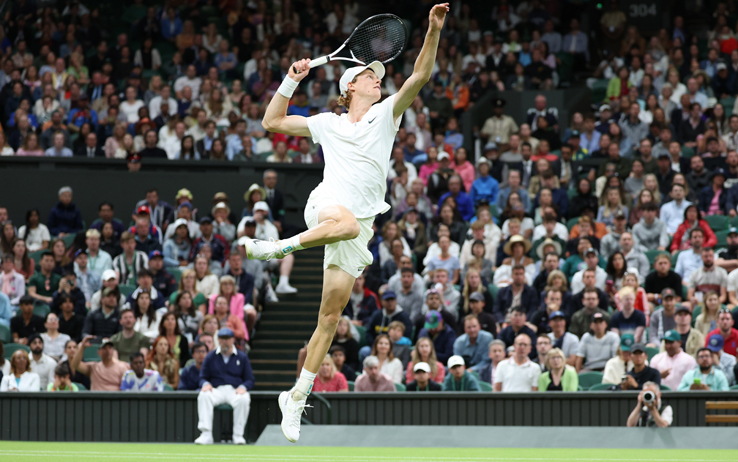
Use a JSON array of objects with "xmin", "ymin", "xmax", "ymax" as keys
[{"xmin": 339, "ymin": 61, "xmax": 385, "ymax": 96}]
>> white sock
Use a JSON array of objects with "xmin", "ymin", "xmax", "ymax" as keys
[
  {"xmin": 280, "ymin": 235, "xmax": 304, "ymax": 254},
  {"xmin": 279, "ymin": 275, "xmax": 290, "ymax": 286},
  {"xmin": 293, "ymin": 368, "xmax": 316, "ymax": 399}
]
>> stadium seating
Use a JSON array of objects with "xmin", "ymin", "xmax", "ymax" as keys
[
  {"xmin": 588, "ymin": 383, "xmax": 614, "ymax": 391},
  {"xmin": 0, "ymin": 325, "xmax": 10, "ymax": 344},
  {"xmin": 577, "ymin": 371, "xmax": 604, "ymax": 390},
  {"xmin": 3, "ymin": 343, "xmax": 30, "ymax": 360}
]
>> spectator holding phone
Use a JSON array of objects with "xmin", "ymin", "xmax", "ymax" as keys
[
  {"xmin": 677, "ymin": 347, "xmax": 730, "ymax": 391},
  {"xmin": 69, "ymin": 336, "xmax": 129, "ymax": 391}
]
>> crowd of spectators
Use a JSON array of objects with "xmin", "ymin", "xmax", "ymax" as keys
[{"xmin": 2, "ymin": 0, "xmax": 738, "ymax": 412}]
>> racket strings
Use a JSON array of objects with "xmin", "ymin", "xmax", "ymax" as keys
[{"xmin": 348, "ymin": 16, "xmax": 406, "ymax": 64}]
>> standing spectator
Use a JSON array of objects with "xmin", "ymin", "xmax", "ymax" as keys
[
  {"xmin": 621, "ymin": 343, "xmax": 661, "ymax": 390},
  {"xmin": 677, "ymin": 348, "xmax": 730, "ymax": 391},
  {"xmin": 195, "ymin": 328, "xmax": 254, "ymax": 445},
  {"xmin": 494, "ymin": 334, "xmax": 541, "ymax": 392},
  {"xmin": 70, "ymin": 337, "xmax": 130, "ymax": 391},
  {"xmin": 28, "ymin": 334, "xmax": 57, "ymax": 390},
  {"xmin": 179, "ymin": 342, "xmax": 209, "ymax": 390},
  {"xmin": 576, "ymin": 313, "xmax": 620, "ymax": 372},
  {"xmin": 650, "ymin": 330, "xmax": 698, "ymax": 391},
  {"xmin": 47, "ymin": 186, "xmax": 83, "ymax": 237},
  {"xmin": 354, "ymin": 356, "xmax": 395, "ymax": 392},
  {"xmin": 442, "ymin": 355, "xmax": 481, "ymax": 391},
  {"xmin": 120, "ymin": 352, "xmax": 163, "ymax": 392},
  {"xmin": 11, "ymin": 295, "xmax": 45, "ymax": 345},
  {"xmin": 0, "ymin": 350, "xmax": 40, "ymax": 392}
]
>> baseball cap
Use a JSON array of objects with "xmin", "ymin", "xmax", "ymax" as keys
[
  {"xmin": 217, "ymin": 327, "xmax": 235, "ymax": 338},
  {"xmin": 102, "ymin": 287, "xmax": 117, "ymax": 297},
  {"xmin": 148, "ymin": 250, "xmax": 163, "ymax": 259},
  {"xmin": 717, "ymin": 62, "xmax": 728, "ymax": 71},
  {"xmin": 664, "ymin": 329, "xmax": 681, "ymax": 343},
  {"xmin": 620, "ymin": 333, "xmax": 635, "ymax": 351},
  {"xmin": 176, "ymin": 188, "xmax": 193, "ymax": 200},
  {"xmin": 476, "ymin": 157, "xmax": 490, "ymax": 167},
  {"xmin": 483, "ymin": 141, "xmax": 498, "ymax": 152},
  {"xmin": 136, "ymin": 205, "xmax": 150, "ymax": 215},
  {"xmin": 178, "ymin": 201, "xmax": 193, "ymax": 211},
  {"xmin": 590, "ymin": 312, "xmax": 606, "ymax": 323},
  {"xmin": 199, "ymin": 216, "xmax": 213, "ymax": 224},
  {"xmin": 614, "ymin": 210, "xmax": 626, "ymax": 219},
  {"xmin": 74, "ymin": 249, "xmax": 85, "ymax": 258},
  {"xmin": 707, "ymin": 334, "xmax": 724, "ymax": 352},
  {"xmin": 675, "ymin": 304, "xmax": 691, "ymax": 315},
  {"xmin": 469, "ymin": 292, "xmax": 485, "ymax": 302},
  {"xmin": 549, "ymin": 310, "xmax": 566, "ymax": 320},
  {"xmin": 382, "ymin": 290, "xmax": 397, "ymax": 300},
  {"xmin": 630, "ymin": 343, "xmax": 646, "ymax": 354},
  {"xmin": 447, "ymin": 355, "xmax": 465, "ymax": 368},
  {"xmin": 253, "ymin": 201, "xmax": 270, "ymax": 213},
  {"xmin": 413, "ymin": 362, "xmax": 431, "ymax": 373},
  {"xmin": 661, "ymin": 288, "xmax": 676, "ymax": 299},
  {"xmin": 599, "ymin": 104, "xmax": 611, "ymax": 112},
  {"xmin": 100, "ymin": 338, "xmax": 114, "ymax": 348},
  {"xmin": 101, "ymin": 269, "xmax": 117, "ymax": 281},
  {"xmin": 569, "ymin": 130, "xmax": 581, "ymax": 138},
  {"xmin": 424, "ymin": 311, "xmax": 441, "ymax": 330},
  {"xmin": 339, "ymin": 61, "xmax": 385, "ymax": 96},
  {"xmin": 728, "ymin": 227, "xmax": 738, "ymax": 236},
  {"xmin": 437, "ymin": 152, "xmax": 450, "ymax": 161},
  {"xmin": 241, "ymin": 216, "xmax": 256, "ymax": 227},
  {"xmin": 585, "ymin": 247, "xmax": 598, "ymax": 257},
  {"xmin": 172, "ymin": 218, "xmax": 188, "ymax": 229}
]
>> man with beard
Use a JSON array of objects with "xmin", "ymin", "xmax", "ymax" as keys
[
  {"xmin": 687, "ymin": 247, "xmax": 728, "ymax": 308},
  {"xmin": 677, "ymin": 348, "xmax": 730, "ymax": 391},
  {"xmin": 28, "ymin": 334, "xmax": 58, "ymax": 389},
  {"xmin": 717, "ymin": 228, "xmax": 738, "ymax": 272}
]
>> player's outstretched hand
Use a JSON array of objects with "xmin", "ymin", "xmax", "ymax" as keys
[
  {"xmin": 429, "ymin": 3, "xmax": 449, "ymax": 31},
  {"xmin": 289, "ymin": 59, "xmax": 312, "ymax": 81}
]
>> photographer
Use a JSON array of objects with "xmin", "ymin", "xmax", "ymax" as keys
[{"xmin": 626, "ymin": 382, "xmax": 672, "ymax": 427}]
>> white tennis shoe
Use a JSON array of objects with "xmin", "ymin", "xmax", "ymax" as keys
[
  {"xmin": 194, "ymin": 432, "xmax": 213, "ymax": 445},
  {"xmin": 278, "ymin": 391, "xmax": 312, "ymax": 443},
  {"xmin": 239, "ymin": 237, "xmax": 285, "ymax": 261}
]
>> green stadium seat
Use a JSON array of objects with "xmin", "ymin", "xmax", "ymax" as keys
[
  {"xmin": 0, "ymin": 324, "xmax": 11, "ymax": 343},
  {"xmin": 680, "ymin": 146, "xmax": 695, "ymax": 158},
  {"xmin": 347, "ymin": 380, "xmax": 355, "ymax": 391},
  {"xmin": 671, "ymin": 251, "xmax": 681, "ymax": 267},
  {"xmin": 355, "ymin": 325, "xmax": 367, "ymax": 348},
  {"xmin": 394, "ymin": 383, "xmax": 406, "ymax": 392},
  {"xmin": 705, "ymin": 215, "xmax": 729, "ymax": 232},
  {"xmin": 588, "ymin": 383, "xmax": 614, "ymax": 391},
  {"xmin": 566, "ymin": 217, "xmax": 580, "ymax": 231},
  {"xmin": 33, "ymin": 304, "xmax": 50, "ymax": 318},
  {"xmin": 721, "ymin": 97, "xmax": 736, "ymax": 116},
  {"xmin": 730, "ymin": 215, "xmax": 738, "ymax": 228},
  {"xmin": 163, "ymin": 383, "xmax": 174, "ymax": 391},
  {"xmin": 478, "ymin": 380, "xmax": 493, "ymax": 391},
  {"xmin": 169, "ymin": 268, "xmax": 183, "ymax": 285},
  {"xmin": 489, "ymin": 204, "xmax": 499, "ymax": 219},
  {"xmin": 577, "ymin": 371, "xmax": 603, "ymax": 390},
  {"xmin": 730, "ymin": 384, "xmax": 738, "ymax": 390},
  {"xmin": 73, "ymin": 382, "xmax": 87, "ymax": 391},
  {"xmin": 83, "ymin": 346, "xmax": 101, "ymax": 362},
  {"xmin": 119, "ymin": 284, "xmax": 136, "ymax": 297},
  {"xmin": 61, "ymin": 234, "xmax": 76, "ymax": 247},
  {"xmin": 659, "ymin": 384, "xmax": 671, "ymax": 391},
  {"xmin": 216, "ymin": 404, "xmax": 233, "ymax": 411},
  {"xmin": 645, "ymin": 250, "xmax": 669, "ymax": 269},
  {"xmin": 715, "ymin": 230, "xmax": 730, "ymax": 247},
  {"xmin": 645, "ymin": 346, "xmax": 660, "ymax": 361},
  {"xmin": 3, "ymin": 343, "xmax": 30, "ymax": 360},
  {"xmin": 30, "ymin": 249, "xmax": 46, "ymax": 268},
  {"xmin": 487, "ymin": 283, "xmax": 499, "ymax": 302}
]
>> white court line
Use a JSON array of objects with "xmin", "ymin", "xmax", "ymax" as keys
[{"xmin": 0, "ymin": 451, "xmax": 722, "ymax": 462}]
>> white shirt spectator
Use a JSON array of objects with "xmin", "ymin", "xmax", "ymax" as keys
[
  {"xmin": 494, "ymin": 357, "xmax": 542, "ymax": 392},
  {"xmin": 570, "ymin": 266, "xmax": 608, "ymax": 293},
  {"xmin": 532, "ymin": 223, "xmax": 569, "ymax": 242},
  {"xmin": 30, "ymin": 353, "xmax": 57, "ymax": 390},
  {"xmin": 119, "ymin": 100, "xmax": 145, "ymax": 124},
  {"xmin": 18, "ymin": 224, "xmax": 51, "ymax": 252},
  {"xmin": 148, "ymin": 96, "xmax": 178, "ymax": 120},
  {"xmin": 174, "ymin": 76, "xmax": 202, "ymax": 99}
]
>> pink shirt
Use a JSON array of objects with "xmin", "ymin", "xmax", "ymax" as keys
[
  {"xmin": 418, "ymin": 162, "xmax": 438, "ymax": 185},
  {"xmin": 16, "ymin": 148, "xmax": 45, "ymax": 156},
  {"xmin": 208, "ymin": 293, "xmax": 248, "ymax": 341},
  {"xmin": 405, "ymin": 360, "xmax": 446, "ymax": 384},
  {"xmin": 354, "ymin": 372, "xmax": 395, "ymax": 392},
  {"xmin": 649, "ymin": 350, "xmax": 697, "ymax": 391},
  {"xmin": 312, "ymin": 371, "xmax": 348, "ymax": 392},
  {"xmin": 452, "ymin": 161, "xmax": 476, "ymax": 192},
  {"xmin": 707, "ymin": 189, "xmax": 721, "ymax": 216}
]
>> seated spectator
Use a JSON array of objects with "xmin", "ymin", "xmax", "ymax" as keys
[
  {"xmin": 425, "ymin": 236, "xmax": 461, "ymax": 285},
  {"xmin": 695, "ymin": 291, "xmax": 721, "ymax": 336},
  {"xmin": 121, "ymin": 352, "xmax": 163, "ymax": 391},
  {"xmin": 369, "ymin": 334, "xmax": 403, "ymax": 384},
  {"xmin": 688, "ymin": 247, "xmax": 728, "ymax": 308},
  {"xmin": 632, "ymin": 202, "xmax": 669, "ymax": 252},
  {"xmin": 0, "ymin": 253, "xmax": 25, "ymax": 307},
  {"xmin": 660, "ymin": 184, "xmax": 692, "ymax": 235},
  {"xmin": 195, "ymin": 328, "xmax": 254, "ymax": 445},
  {"xmin": 599, "ymin": 211, "xmax": 629, "ymax": 259},
  {"xmin": 651, "ymin": 329, "xmax": 698, "ymax": 391},
  {"xmin": 365, "ymin": 291, "xmax": 412, "ymax": 348},
  {"xmin": 494, "ymin": 334, "xmax": 541, "ymax": 392},
  {"xmin": 82, "ymin": 287, "xmax": 121, "ymax": 339},
  {"xmin": 405, "ymin": 336, "xmax": 446, "ymax": 384},
  {"xmin": 190, "ymin": 217, "xmax": 229, "ymax": 263},
  {"xmin": 416, "ymin": 311, "xmax": 456, "ymax": 365},
  {"xmin": 171, "ymin": 291, "xmax": 204, "ymax": 340},
  {"xmin": 47, "ymin": 362, "xmax": 79, "ymax": 392},
  {"xmin": 626, "ymin": 381, "xmax": 672, "ymax": 427},
  {"xmin": 354, "ymin": 356, "xmax": 396, "ymax": 392},
  {"xmin": 705, "ymin": 309, "xmax": 738, "ymax": 357},
  {"xmin": 0, "ymin": 349, "xmax": 40, "ymax": 392},
  {"xmin": 11, "ymin": 295, "xmax": 46, "ymax": 345},
  {"xmin": 547, "ymin": 310, "xmax": 580, "ymax": 365},
  {"xmin": 112, "ymin": 231, "xmax": 149, "ymax": 285},
  {"xmin": 492, "ymin": 265, "xmax": 539, "ymax": 324},
  {"xmin": 562, "ymin": 235, "xmax": 600, "ymax": 281},
  {"xmin": 610, "ymin": 287, "xmax": 647, "ymax": 343},
  {"xmin": 131, "ymin": 289, "xmax": 161, "ymax": 340},
  {"xmin": 648, "ymin": 289, "xmax": 679, "ymax": 346},
  {"xmin": 18, "ymin": 209, "xmax": 51, "ymax": 252},
  {"xmin": 74, "ymin": 249, "xmax": 102, "ymax": 306},
  {"xmin": 50, "ymin": 270, "xmax": 86, "ymax": 317},
  {"xmin": 645, "ymin": 254, "xmax": 683, "ymax": 307},
  {"xmin": 597, "ymin": 187, "xmax": 629, "ymax": 228},
  {"xmin": 698, "ymin": 169, "xmax": 729, "ymax": 216},
  {"xmin": 469, "ymin": 158, "xmax": 499, "ymax": 206},
  {"xmin": 576, "ymin": 313, "xmax": 619, "ymax": 372},
  {"xmin": 406, "ymin": 362, "xmax": 442, "ymax": 391},
  {"xmin": 125, "ymin": 269, "xmax": 167, "ymax": 311},
  {"xmin": 463, "ymin": 292, "xmax": 497, "ymax": 336},
  {"xmin": 478, "ymin": 340, "xmax": 507, "ymax": 384},
  {"xmin": 571, "ymin": 248, "xmax": 608, "ymax": 293},
  {"xmin": 538, "ymin": 348, "xmax": 579, "ymax": 392},
  {"xmin": 312, "ymin": 355, "xmax": 349, "ymax": 392},
  {"xmin": 70, "ymin": 337, "xmax": 130, "ymax": 391},
  {"xmin": 169, "ymin": 269, "xmax": 208, "ymax": 313},
  {"xmin": 453, "ymin": 313, "xmax": 495, "ymax": 371},
  {"xmin": 442, "ymin": 355, "xmax": 481, "ymax": 391},
  {"xmin": 146, "ymin": 336, "xmax": 180, "ymax": 388},
  {"xmin": 210, "ymin": 294, "xmax": 247, "ymax": 344},
  {"xmin": 621, "ymin": 343, "xmax": 661, "ymax": 390},
  {"xmin": 706, "ymin": 335, "xmax": 737, "ymax": 386},
  {"xmin": 499, "ymin": 306, "xmax": 538, "ymax": 361},
  {"xmin": 671, "ymin": 208, "xmax": 716, "ymax": 254},
  {"xmin": 424, "ymin": 225, "xmax": 461, "ymax": 267},
  {"xmin": 329, "ymin": 345, "xmax": 357, "ymax": 382},
  {"xmin": 570, "ymin": 287, "xmax": 611, "ymax": 338},
  {"xmin": 603, "ymin": 334, "xmax": 636, "ymax": 385},
  {"xmin": 47, "ymin": 186, "xmax": 83, "ymax": 237},
  {"xmin": 163, "ymin": 219, "xmax": 193, "ymax": 267},
  {"xmin": 179, "ymin": 342, "xmax": 209, "ymax": 390},
  {"xmin": 40, "ymin": 312, "xmax": 71, "ymax": 361},
  {"xmin": 109, "ymin": 308, "xmax": 151, "ymax": 361},
  {"xmin": 677, "ymin": 347, "xmax": 730, "ymax": 391},
  {"xmin": 494, "ymin": 237, "xmax": 536, "ymax": 287}
]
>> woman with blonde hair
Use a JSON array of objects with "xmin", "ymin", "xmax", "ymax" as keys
[
  {"xmin": 614, "ymin": 272, "xmax": 649, "ymax": 323},
  {"xmin": 198, "ymin": 314, "xmax": 220, "ymax": 337},
  {"xmin": 404, "ymin": 336, "xmax": 445, "ymax": 384},
  {"xmin": 694, "ymin": 290, "xmax": 721, "ymax": 336},
  {"xmin": 0, "ymin": 349, "xmax": 40, "ymax": 391},
  {"xmin": 597, "ymin": 187, "xmax": 628, "ymax": 227},
  {"xmin": 146, "ymin": 336, "xmax": 180, "ymax": 388},
  {"xmin": 169, "ymin": 268, "xmax": 207, "ymax": 312},
  {"xmin": 311, "ymin": 355, "xmax": 349, "ymax": 392},
  {"xmin": 194, "ymin": 255, "xmax": 219, "ymax": 297},
  {"xmin": 207, "ymin": 274, "xmax": 255, "ymax": 339},
  {"xmin": 540, "ymin": 269, "xmax": 571, "ymax": 309},
  {"xmin": 371, "ymin": 334, "xmax": 404, "ymax": 384},
  {"xmin": 105, "ymin": 122, "xmax": 128, "ymax": 158},
  {"xmin": 114, "ymin": 133, "xmax": 135, "ymax": 159},
  {"xmin": 538, "ymin": 348, "xmax": 579, "ymax": 392},
  {"xmin": 641, "ymin": 174, "xmax": 662, "ymax": 205},
  {"xmin": 458, "ymin": 268, "xmax": 493, "ymax": 316}
]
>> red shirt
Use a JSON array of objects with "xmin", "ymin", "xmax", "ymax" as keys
[
  {"xmin": 705, "ymin": 328, "xmax": 738, "ymax": 356},
  {"xmin": 312, "ymin": 371, "xmax": 348, "ymax": 392}
]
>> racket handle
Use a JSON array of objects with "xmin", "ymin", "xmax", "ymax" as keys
[{"xmin": 293, "ymin": 56, "xmax": 331, "ymax": 74}]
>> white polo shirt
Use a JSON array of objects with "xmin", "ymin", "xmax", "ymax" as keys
[
  {"xmin": 493, "ymin": 357, "xmax": 542, "ymax": 392},
  {"xmin": 306, "ymin": 94, "xmax": 401, "ymax": 219},
  {"xmin": 30, "ymin": 353, "xmax": 57, "ymax": 390}
]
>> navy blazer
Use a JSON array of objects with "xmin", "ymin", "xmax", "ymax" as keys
[
  {"xmin": 199, "ymin": 348, "xmax": 255, "ymax": 390},
  {"xmin": 492, "ymin": 285, "xmax": 540, "ymax": 324}
]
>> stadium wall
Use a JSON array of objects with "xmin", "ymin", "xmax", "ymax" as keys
[
  {"xmin": 0, "ymin": 391, "xmax": 734, "ymax": 443},
  {"xmin": 0, "ymin": 157, "xmax": 324, "ymax": 227}
]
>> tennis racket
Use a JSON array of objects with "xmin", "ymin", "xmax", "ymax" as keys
[{"xmin": 293, "ymin": 13, "xmax": 408, "ymax": 73}]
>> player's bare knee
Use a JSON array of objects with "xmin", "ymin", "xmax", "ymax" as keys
[
  {"xmin": 318, "ymin": 311, "xmax": 341, "ymax": 330},
  {"xmin": 339, "ymin": 218, "xmax": 360, "ymax": 240}
]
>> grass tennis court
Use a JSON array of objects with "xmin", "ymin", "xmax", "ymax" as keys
[{"xmin": 0, "ymin": 442, "xmax": 735, "ymax": 462}]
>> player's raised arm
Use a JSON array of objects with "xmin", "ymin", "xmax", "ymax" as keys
[
  {"xmin": 262, "ymin": 59, "xmax": 313, "ymax": 137},
  {"xmin": 393, "ymin": 3, "xmax": 449, "ymax": 120}
]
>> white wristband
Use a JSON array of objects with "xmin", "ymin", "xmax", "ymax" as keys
[{"xmin": 277, "ymin": 77, "xmax": 299, "ymax": 98}]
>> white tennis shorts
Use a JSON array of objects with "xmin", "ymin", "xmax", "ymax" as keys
[{"xmin": 304, "ymin": 185, "xmax": 374, "ymax": 278}]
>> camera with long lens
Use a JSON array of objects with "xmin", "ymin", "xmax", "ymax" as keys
[{"xmin": 643, "ymin": 391, "xmax": 655, "ymax": 404}]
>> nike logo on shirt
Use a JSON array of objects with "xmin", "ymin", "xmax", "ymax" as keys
[{"xmin": 368, "ymin": 117, "xmax": 377, "ymax": 124}]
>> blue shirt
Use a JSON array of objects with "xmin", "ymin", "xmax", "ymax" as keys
[
  {"xmin": 45, "ymin": 147, "xmax": 73, "ymax": 157},
  {"xmin": 0, "ymin": 292, "xmax": 11, "ymax": 327},
  {"xmin": 675, "ymin": 248, "xmax": 702, "ymax": 281},
  {"xmin": 660, "ymin": 200, "xmax": 692, "ymax": 234},
  {"xmin": 438, "ymin": 191, "xmax": 475, "ymax": 221},
  {"xmin": 178, "ymin": 364, "xmax": 202, "ymax": 390},
  {"xmin": 67, "ymin": 108, "xmax": 99, "ymax": 128},
  {"xmin": 453, "ymin": 330, "xmax": 494, "ymax": 371},
  {"xmin": 199, "ymin": 348, "xmax": 255, "ymax": 390},
  {"xmin": 225, "ymin": 134, "xmax": 256, "ymax": 160},
  {"xmin": 677, "ymin": 366, "xmax": 729, "ymax": 391},
  {"xmin": 470, "ymin": 176, "xmax": 499, "ymax": 206},
  {"xmin": 120, "ymin": 369, "xmax": 163, "ymax": 391},
  {"xmin": 497, "ymin": 187, "xmax": 531, "ymax": 214}
]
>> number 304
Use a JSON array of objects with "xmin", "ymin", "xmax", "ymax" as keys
[{"xmin": 629, "ymin": 3, "xmax": 658, "ymax": 17}]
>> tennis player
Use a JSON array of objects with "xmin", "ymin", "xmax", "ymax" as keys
[{"xmin": 243, "ymin": 3, "xmax": 448, "ymax": 443}]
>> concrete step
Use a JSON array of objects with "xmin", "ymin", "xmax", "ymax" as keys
[
  {"xmin": 264, "ymin": 301, "xmax": 319, "ymax": 311},
  {"xmin": 251, "ymin": 359, "xmax": 298, "ymax": 371},
  {"xmin": 248, "ymin": 349, "xmax": 297, "ymax": 360},
  {"xmin": 260, "ymin": 311, "xmax": 318, "ymax": 320},
  {"xmin": 252, "ymin": 338, "xmax": 306, "ymax": 347}
]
